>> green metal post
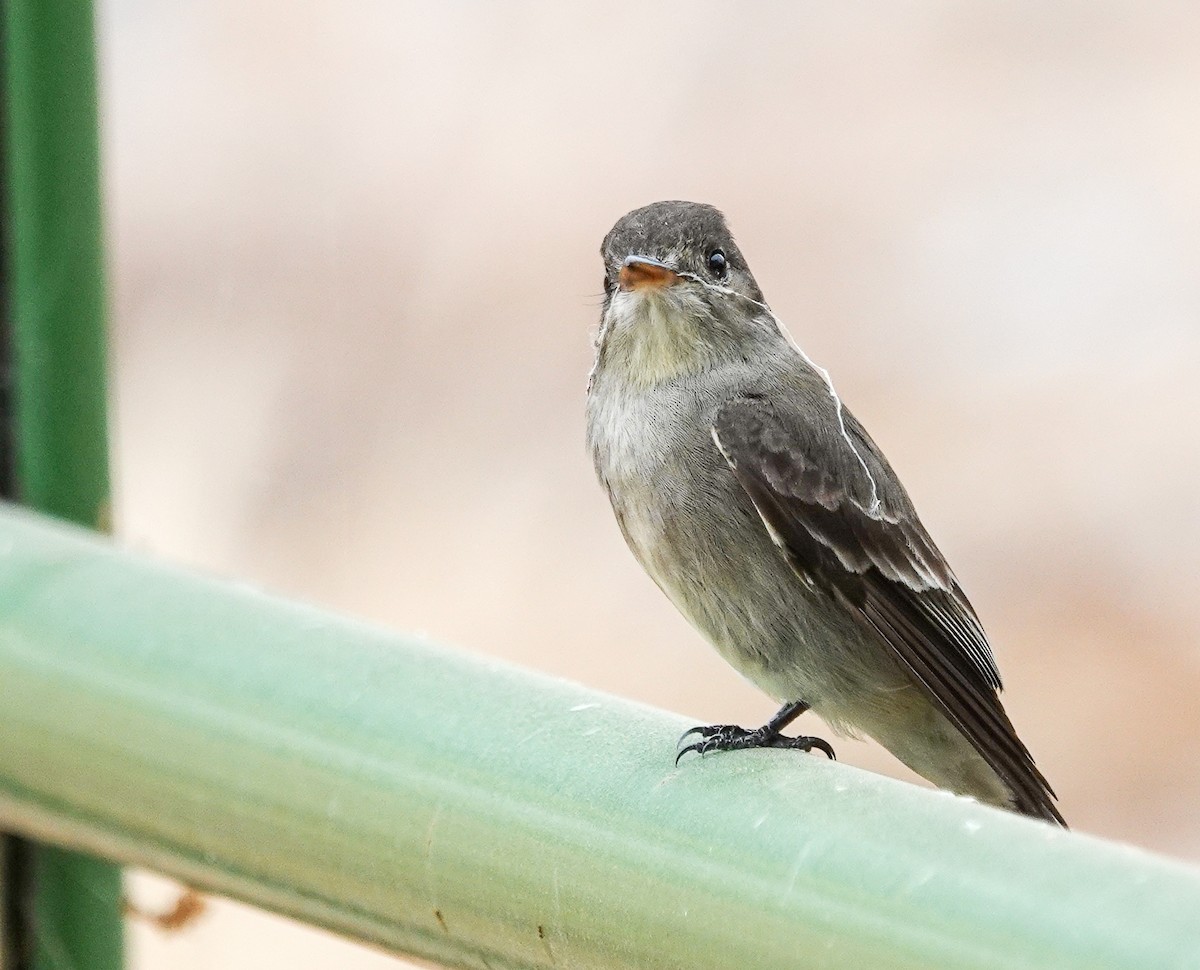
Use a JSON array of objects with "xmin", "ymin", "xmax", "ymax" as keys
[
  {"xmin": 1, "ymin": 0, "xmax": 122, "ymax": 965},
  {"xmin": 0, "ymin": 507, "xmax": 1199, "ymax": 969}
]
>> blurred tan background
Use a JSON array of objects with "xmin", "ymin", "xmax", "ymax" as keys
[{"xmin": 100, "ymin": 1, "xmax": 1200, "ymax": 966}]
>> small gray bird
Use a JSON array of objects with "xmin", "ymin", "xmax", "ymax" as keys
[{"xmin": 586, "ymin": 200, "xmax": 1064, "ymax": 825}]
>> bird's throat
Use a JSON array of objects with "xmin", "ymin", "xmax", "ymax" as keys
[{"xmin": 600, "ymin": 293, "xmax": 714, "ymax": 385}]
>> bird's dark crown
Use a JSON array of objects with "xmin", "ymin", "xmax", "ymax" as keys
[{"xmin": 602, "ymin": 200, "xmax": 750, "ymax": 280}]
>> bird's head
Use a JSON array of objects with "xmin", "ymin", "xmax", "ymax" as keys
[{"xmin": 595, "ymin": 201, "xmax": 777, "ymax": 385}]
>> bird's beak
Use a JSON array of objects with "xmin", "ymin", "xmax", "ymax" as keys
[{"xmin": 619, "ymin": 255, "xmax": 680, "ymax": 292}]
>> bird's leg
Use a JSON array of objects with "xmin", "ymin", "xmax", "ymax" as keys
[{"xmin": 676, "ymin": 700, "xmax": 835, "ymax": 764}]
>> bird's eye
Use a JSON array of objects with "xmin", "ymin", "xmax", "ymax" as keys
[{"xmin": 707, "ymin": 249, "xmax": 728, "ymax": 279}]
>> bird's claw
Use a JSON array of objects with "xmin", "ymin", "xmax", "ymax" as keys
[
  {"xmin": 674, "ymin": 724, "xmax": 734, "ymax": 765},
  {"xmin": 675, "ymin": 723, "xmax": 836, "ymax": 765},
  {"xmin": 779, "ymin": 735, "xmax": 836, "ymax": 760}
]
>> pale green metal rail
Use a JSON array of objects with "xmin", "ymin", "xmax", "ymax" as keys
[{"xmin": 0, "ymin": 505, "xmax": 1198, "ymax": 970}]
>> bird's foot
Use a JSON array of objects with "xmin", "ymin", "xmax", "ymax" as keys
[{"xmin": 675, "ymin": 723, "xmax": 835, "ymax": 765}]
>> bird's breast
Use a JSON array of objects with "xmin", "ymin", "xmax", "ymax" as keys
[{"xmin": 587, "ymin": 371, "xmax": 779, "ymax": 632}]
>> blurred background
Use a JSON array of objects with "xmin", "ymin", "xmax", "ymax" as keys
[{"xmin": 102, "ymin": 1, "xmax": 1200, "ymax": 966}]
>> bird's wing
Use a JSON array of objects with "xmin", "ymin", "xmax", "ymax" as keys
[{"xmin": 713, "ymin": 392, "xmax": 1063, "ymax": 824}]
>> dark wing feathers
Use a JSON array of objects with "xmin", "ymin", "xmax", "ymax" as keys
[{"xmin": 713, "ymin": 394, "xmax": 1063, "ymax": 825}]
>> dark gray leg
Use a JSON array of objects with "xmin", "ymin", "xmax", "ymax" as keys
[{"xmin": 676, "ymin": 700, "xmax": 835, "ymax": 764}]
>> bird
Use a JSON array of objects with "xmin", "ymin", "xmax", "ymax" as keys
[{"xmin": 585, "ymin": 200, "xmax": 1064, "ymax": 825}]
